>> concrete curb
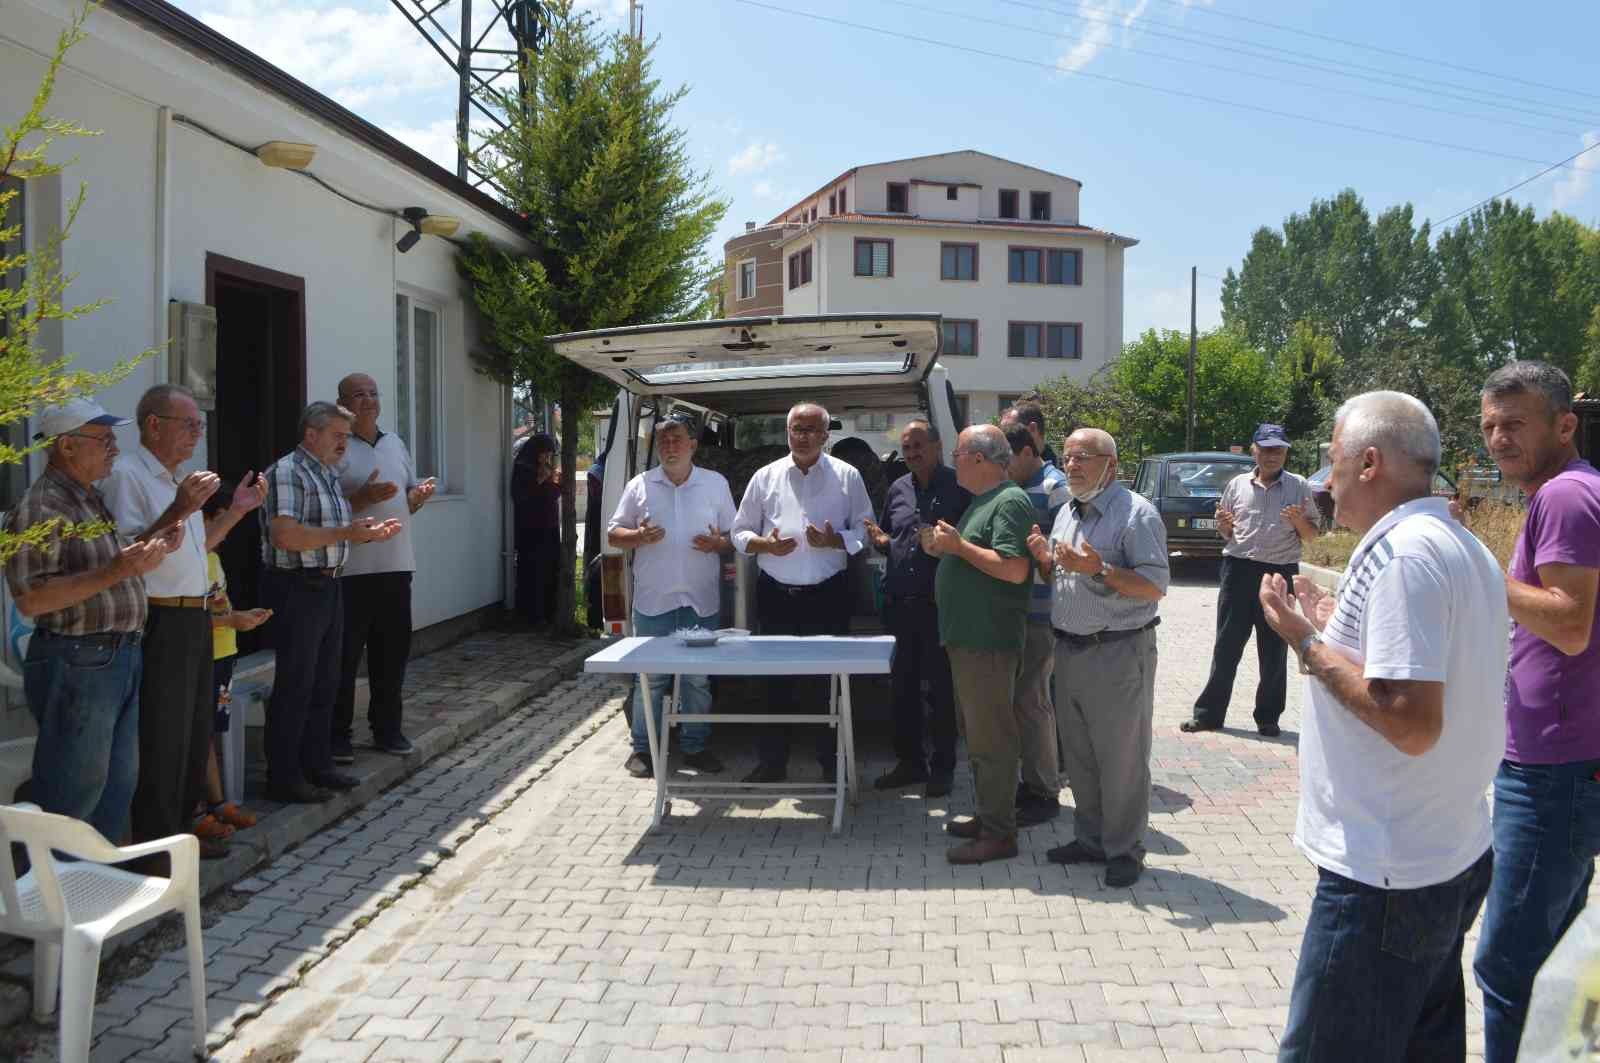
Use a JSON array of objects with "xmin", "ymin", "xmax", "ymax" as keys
[{"xmin": 1299, "ymin": 561, "xmax": 1343, "ymax": 592}]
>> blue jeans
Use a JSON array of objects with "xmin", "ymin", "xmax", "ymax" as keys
[
  {"xmin": 22, "ymin": 630, "xmax": 143, "ymax": 843},
  {"xmin": 1281, "ymin": 848, "xmax": 1492, "ymax": 1062},
  {"xmin": 630, "ymin": 607, "xmax": 714, "ymax": 755},
  {"xmin": 1474, "ymin": 758, "xmax": 1600, "ymax": 1062}
]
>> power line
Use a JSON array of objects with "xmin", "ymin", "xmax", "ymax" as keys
[
  {"xmin": 871, "ymin": 0, "xmax": 1577, "ymax": 139},
  {"xmin": 997, "ymin": 0, "xmax": 1600, "ymax": 129},
  {"xmin": 731, "ymin": 0, "xmax": 1586, "ymax": 173},
  {"xmin": 1434, "ymin": 138, "xmax": 1600, "ymax": 227},
  {"xmin": 1149, "ymin": 0, "xmax": 1600, "ymax": 107}
]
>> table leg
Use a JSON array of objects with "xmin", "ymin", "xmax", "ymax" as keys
[
  {"xmin": 840, "ymin": 674, "xmax": 858, "ymax": 803},
  {"xmin": 637, "ymin": 672, "xmax": 665, "ymax": 829}
]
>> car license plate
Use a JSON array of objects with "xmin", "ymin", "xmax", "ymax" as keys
[{"xmin": 1193, "ymin": 518, "xmax": 1217, "ymax": 531}]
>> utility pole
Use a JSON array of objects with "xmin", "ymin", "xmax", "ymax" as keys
[
  {"xmin": 1186, "ymin": 265, "xmax": 1197, "ymax": 451},
  {"xmin": 629, "ymin": 0, "xmax": 643, "ymax": 38},
  {"xmin": 455, "ymin": 0, "xmax": 472, "ymax": 181}
]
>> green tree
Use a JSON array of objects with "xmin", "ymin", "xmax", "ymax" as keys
[
  {"xmin": 1577, "ymin": 305, "xmax": 1600, "ymax": 395},
  {"xmin": 2, "ymin": 5, "xmax": 143, "ymax": 564},
  {"xmin": 458, "ymin": 0, "xmax": 726, "ymax": 634},
  {"xmin": 1104, "ymin": 328, "xmax": 1284, "ymax": 457},
  {"xmin": 1275, "ymin": 319, "xmax": 1341, "ymax": 451}
]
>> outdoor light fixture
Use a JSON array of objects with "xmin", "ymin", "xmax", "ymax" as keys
[
  {"xmin": 395, "ymin": 207, "xmax": 427, "ymax": 253},
  {"xmin": 419, "ymin": 215, "xmax": 461, "ymax": 237},
  {"xmin": 254, "ymin": 141, "xmax": 317, "ymax": 169}
]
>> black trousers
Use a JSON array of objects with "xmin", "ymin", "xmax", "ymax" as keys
[
  {"xmin": 131, "ymin": 606, "xmax": 213, "ymax": 842},
  {"xmin": 756, "ymin": 570, "xmax": 851, "ymax": 768},
  {"xmin": 886, "ymin": 595, "xmax": 957, "ymax": 775},
  {"xmin": 515, "ymin": 527, "xmax": 561, "ymax": 626},
  {"xmin": 1193, "ymin": 555, "xmax": 1299, "ymax": 729},
  {"xmin": 333, "ymin": 572, "xmax": 414, "ymax": 743},
  {"xmin": 261, "ymin": 568, "xmax": 342, "ymax": 786}
]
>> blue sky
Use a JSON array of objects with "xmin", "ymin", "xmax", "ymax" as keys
[{"xmin": 175, "ymin": 0, "xmax": 1600, "ymax": 337}]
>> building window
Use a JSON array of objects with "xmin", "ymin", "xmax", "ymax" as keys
[
  {"xmin": 1007, "ymin": 321, "xmax": 1082, "ymax": 360},
  {"xmin": 886, "ymin": 182, "xmax": 909, "ymax": 213},
  {"xmin": 854, "ymin": 238, "xmax": 893, "ymax": 278},
  {"xmin": 999, "ymin": 188, "xmax": 1019, "ymax": 219},
  {"xmin": 946, "ymin": 185, "xmax": 958, "ymax": 201},
  {"xmin": 941, "ymin": 319, "xmax": 978, "ymax": 357},
  {"xmin": 954, "ymin": 394, "xmax": 970, "ymax": 425},
  {"xmin": 395, "ymin": 294, "xmax": 443, "ymax": 481},
  {"xmin": 1030, "ymin": 191, "xmax": 1051, "ymax": 221},
  {"xmin": 839, "ymin": 187, "xmax": 847, "ymax": 213},
  {"xmin": 856, "ymin": 412, "xmax": 894, "ymax": 432},
  {"xmin": 787, "ymin": 246, "xmax": 813, "ymax": 290},
  {"xmin": 809, "ymin": 206, "xmax": 817, "ymax": 223},
  {"xmin": 737, "ymin": 259, "xmax": 756, "ymax": 301},
  {"xmin": 998, "ymin": 393, "xmax": 1021, "ymax": 413},
  {"xmin": 1008, "ymin": 247, "xmax": 1082, "ymax": 285},
  {"xmin": 940, "ymin": 243, "xmax": 978, "ymax": 282},
  {"xmin": 828, "ymin": 193, "xmax": 837, "ymax": 215}
]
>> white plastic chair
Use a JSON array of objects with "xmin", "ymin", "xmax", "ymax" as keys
[{"xmin": 0, "ymin": 804, "xmax": 206, "ymax": 1062}]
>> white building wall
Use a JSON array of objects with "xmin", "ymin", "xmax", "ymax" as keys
[{"xmin": 853, "ymin": 153, "xmax": 1082, "ymax": 223}]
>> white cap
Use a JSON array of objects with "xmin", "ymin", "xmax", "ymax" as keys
[{"xmin": 33, "ymin": 398, "xmax": 132, "ymax": 440}]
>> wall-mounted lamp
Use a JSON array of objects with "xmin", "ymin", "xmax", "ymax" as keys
[
  {"xmin": 396, "ymin": 207, "xmax": 427, "ymax": 253},
  {"xmin": 254, "ymin": 141, "xmax": 317, "ymax": 169},
  {"xmin": 419, "ymin": 215, "xmax": 461, "ymax": 237}
]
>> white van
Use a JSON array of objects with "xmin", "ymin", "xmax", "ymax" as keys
[{"xmin": 548, "ymin": 313, "xmax": 964, "ymax": 637}]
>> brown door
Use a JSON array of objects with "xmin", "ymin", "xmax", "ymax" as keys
[{"xmin": 205, "ymin": 253, "xmax": 307, "ymax": 655}]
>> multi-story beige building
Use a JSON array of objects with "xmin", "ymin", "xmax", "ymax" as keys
[{"xmin": 722, "ymin": 149, "xmax": 1137, "ymax": 436}]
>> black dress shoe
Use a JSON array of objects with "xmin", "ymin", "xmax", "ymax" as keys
[
  {"xmin": 945, "ymin": 817, "xmax": 982, "ymax": 839},
  {"xmin": 925, "ymin": 772, "xmax": 953, "ymax": 799},
  {"xmin": 1105, "ymin": 854, "xmax": 1144, "ymax": 888},
  {"xmin": 1257, "ymin": 722, "xmax": 1282, "ymax": 738},
  {"xmin": 330, "ymin": 735, "xmax": 355, "ymax": 765},
  {"xmin": 1015, "ymin": 795, "xmax": 1061, "ymax": 827},
  {"xmin": 742, "ymin": 763, "xmax": 787, "ymax": 784},
  {"xmin": 681, "ymin": 750, "xmax": 723, "ymax": 773},
  {"xmin": 624, "ymin": 752, "xmax": 653, "ymax": 777},
  {"xmin": 1045, "ymin": 840, "xmax": 1106, "ymax": 865},
  {"xmin": 267, "ymin": 781, "xmax": 332, "ymax": 804},
  {"xmin": 874, "ymin": 761, "xmax": 929, "ymax": 790},
  {"xmin": 310, "ymin": 771, "xmax": 360, "ymax": 791},
  {"xmin": 374, "ymin": 733, "xmax": 415, "ymax": 755},
  {"xmin": 1179, "ymin": 719, "xmax": 1222, "ymax": 733}
]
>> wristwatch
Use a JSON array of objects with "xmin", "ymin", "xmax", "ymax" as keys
[
  {"xmin": 1296, "ymin": 631, "xmax": 1322, "ymax": 674},
  {"xmin": 1091, "ymin": 560, "xmax": 1113, "ymax": 584}
]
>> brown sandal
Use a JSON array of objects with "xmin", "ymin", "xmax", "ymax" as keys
[{"xmin": 211, "ymin": 802, "xmax": 257, "ymax": 829}]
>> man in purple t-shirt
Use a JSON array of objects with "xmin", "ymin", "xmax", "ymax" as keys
[{"xmin": 1474, "ymin": 361, "xmax": 1600, "ymax": 1063}]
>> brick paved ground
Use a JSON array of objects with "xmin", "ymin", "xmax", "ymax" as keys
[{"xmin": 19, "ymin": 568, "xmax": 1540, "ymax": 1061}]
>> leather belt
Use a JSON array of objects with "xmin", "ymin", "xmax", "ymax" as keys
[
  {"xmin": 148, "ymin": 595, "xmax": 209, "ymax": 609},
  {"xmin": 886, "ymin": 593, "xmax": 935, "ymax": 604},
  {"xmin": 1054, "ymin": 617, "xmax": 1160, "ymax": 648},
  {"xmin": 34, "ymin": 627, "xmax": 142, "ymax": 647}
]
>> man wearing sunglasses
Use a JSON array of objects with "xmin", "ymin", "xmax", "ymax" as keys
[
  {"xmin": 103, "ymin": 385, "xmax": 267, "ymax": 857},
  {"xmin": 4, "ymin": 399, "xmax": 181, "ymax": 844}
]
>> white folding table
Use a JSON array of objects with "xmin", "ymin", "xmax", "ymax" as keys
[{"xmin": 584, "ymin": 635, "xmax": 894, "ymax": 833}]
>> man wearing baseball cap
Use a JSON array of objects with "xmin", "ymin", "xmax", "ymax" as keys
[
  {"xmin": 2, "ymin": 398, "xmax": 182, "ymax": 843},
  {"xmin": 1183, "ymin": 422, "xmax": 1319, "ymax": 737}
]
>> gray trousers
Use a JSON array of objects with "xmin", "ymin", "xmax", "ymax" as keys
[
  {"xmin": 1053, "ymin": 627, "xmax": 1157, "ymax": 861},
  {"xmin": 947, "ymin": 645, "xmax": 1021, "ymax": 837},
  {"xmin": 1017, "ymin": 622, "xmax": 1059, "ymax": 798}
]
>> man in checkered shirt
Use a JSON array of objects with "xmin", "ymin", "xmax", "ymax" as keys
[{"xmin": 257, "ymin": 402, "xmax": 400, "ymax": 803}]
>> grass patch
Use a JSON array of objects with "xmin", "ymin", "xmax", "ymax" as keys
[{"xmin": 1302, "ymin": 501, "xmax": 1525, "ymax": 572}]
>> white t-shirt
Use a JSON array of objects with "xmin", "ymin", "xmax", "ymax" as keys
[
  {"xmin": 100, "ymin": 444, "xmax": 209, "ymax": 597},
  {"xmin": 608, "ymin": 464, "xmax": 736, "ymax": 619},
  {"xmin": 1296, "ymin": 496, "xmax": 1507, "ymax": 890},
  {"xmin": 335, "ymin": 430, "xmax": 419, "ymax": 576}
]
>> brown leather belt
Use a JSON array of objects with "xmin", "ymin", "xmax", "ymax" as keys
[{"xmin": 148, "ymin": 595, "xmax": 209, "ymax": 609}]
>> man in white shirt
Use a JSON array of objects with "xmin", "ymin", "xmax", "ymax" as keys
[
  {"xmin": 607, "ymin": 412, "xmax": 736, "ymax": 778},
  {"xmin": 101, "ymin": 384, "xmax": 266, "ymax": 855},
  {"xmin": 1258, "ymin": 391, "xmax": 1506, "ymax": 1062},
  {"xmin": 731, "ymin": 402, "xmax": 875, "ymax": 784},
  {"xmin": 331, "ymin": 374, "xmax": 436, "ymax": 764}
]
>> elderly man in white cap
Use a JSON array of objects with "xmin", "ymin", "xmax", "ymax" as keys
[{"xmin": 2, "ymin": 399, "xmax": 181, "ymax": 842}]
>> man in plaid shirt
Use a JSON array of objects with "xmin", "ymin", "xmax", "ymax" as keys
[
  {"xmin": 3, "ymin": 399, "xmax": 180, "ymax": 842},
  {"xmin": 258, "ymin": 402, "xmax": 400, "ymax": 803}
]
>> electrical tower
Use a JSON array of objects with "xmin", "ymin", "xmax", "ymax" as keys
[{"xmin": 386, "ymin": 0, "xmax": 549, "ymax": 193}]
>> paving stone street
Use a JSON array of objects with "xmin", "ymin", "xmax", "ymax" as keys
[{"xmin": 13, "ymin": 567, "xmax": 1540, "ymax": 1061}]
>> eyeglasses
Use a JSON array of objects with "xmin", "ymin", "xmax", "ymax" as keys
[
  {"xmin": 1062, "ymin": 451, "xmax": 1109, "ymax": 464},
  {"xmin": 154, "ymin": 414, "xmax": 206, "ymax": 434},
  {"xmin": 64, "ymin": 432, "xmax": 115, "ymax": 449},
  {"xmin": 950, "ymin": 448, "xmax": 981, "ymax": 461}
]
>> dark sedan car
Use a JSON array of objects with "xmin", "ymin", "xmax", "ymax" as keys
[{"xmin": 1130, "ymin": 451, "xmax": 1257, "ymax": 558}]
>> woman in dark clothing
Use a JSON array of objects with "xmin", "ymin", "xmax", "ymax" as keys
[{"xmin": 511, "ymin": 433, "xmax": 562, "ymax": 627}]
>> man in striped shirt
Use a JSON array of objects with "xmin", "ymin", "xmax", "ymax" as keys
[
  {"xmin": 1004, "ymin": 421, "xmax": 1069, "ymax": 827},
  {"xmin": 258, "ymin": 402, "xmax": 401, "ymax": 803}
]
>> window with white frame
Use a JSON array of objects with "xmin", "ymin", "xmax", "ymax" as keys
[
  {"xmin": 855, "ymin": 412, "xmax": 893, "ymax": 432},
  {"xmin": 737, "ymin": 259, "xmax": 756, "ymax": 301},
  {"xmin": 395, "ymin": 294, "xmax": 443, "ymax": 482}
]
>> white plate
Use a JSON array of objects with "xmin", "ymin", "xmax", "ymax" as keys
[{"xmin": 679, "ymin": 634, "xmax": 720, "ymax": 647}]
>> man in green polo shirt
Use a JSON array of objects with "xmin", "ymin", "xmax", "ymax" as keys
[{"xmin": 929, "ymin": 424, "xmax": 1036, "ymax": 864}]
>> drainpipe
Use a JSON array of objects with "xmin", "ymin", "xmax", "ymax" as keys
[{"xmin": 152, "ymin": 106, "xmax": 172, "ymax": 388}]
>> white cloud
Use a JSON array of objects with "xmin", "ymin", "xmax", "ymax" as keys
[
  {"xmin": 728, "ymin": 141, "xmax": 784, "ymax": 176},
  {"xmin": 1057, "ymin": 0, "xmax": 1211, "ymax": 74},
  {"xmin": 1551, "ymin": 131, "xmax": 1599, "ymax": 210}
]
